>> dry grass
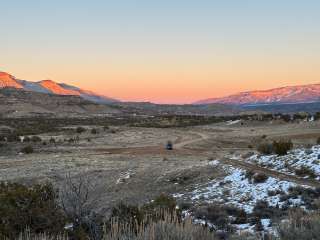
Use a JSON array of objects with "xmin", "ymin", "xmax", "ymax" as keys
[
  {"xmin": 7, "ymin": 212, "xmax": 217, "ymax": 240},
  {"xmin": 1, "ymin": 229, "xmax": 68, "ymax": 240},
  {"xmin": 103, "ymin": 211, "xmax": 217, "ymax": 240},
  {"xmin": 10, "ymin": 210, "xmax": 320, "ymax": 240},
  {"xmin": 277, "ymin": 210, "xmax": 320, "ymax": 240}
]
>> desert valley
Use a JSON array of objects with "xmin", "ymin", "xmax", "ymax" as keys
[
  {"xmin": 2, "ymin": 71, "xmax": 320, "ymax": 239},
  {"xmin": 4, "ymin": 1, "xmax": 320, "ymax": 238}
]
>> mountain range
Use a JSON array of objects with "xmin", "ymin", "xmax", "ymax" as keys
[
  {"xmin": 0, "ymin": 72, "xmax": 117, "ymax": 104},
  {"xmin": 2, "ymin": 70, "xmax": 320, "ymax": 113},
  {"xmin": 195, "ymin": 84, "xmax": 320, "ymax": 106}
]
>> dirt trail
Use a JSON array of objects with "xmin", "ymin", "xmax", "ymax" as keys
[
  {"xmin": 82, "ymin": 131, "xmax": 209, "ymax": 156},
  {"xmin": 176, "ymin": 132, "xmax": 320, "ymax": 188},
  {"xmin": 219, "ymin": 157, "xmax": 320, "ymax": 188},
  {"xmin": 175, "ymin": 132, "xmax": 210, "ymax": 149},
  {"xmin": 80, "ymin": 131, "xmax": 320, "ymax": 188}
]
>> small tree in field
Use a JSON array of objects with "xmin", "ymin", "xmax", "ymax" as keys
[{"xmin": 61, "ymin": 173, "xmax": 102, "ymax": 240}]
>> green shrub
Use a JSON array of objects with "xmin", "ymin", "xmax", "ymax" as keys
[
  {"xmin": 109, "ymin": 202, "xmax": 144, "ymax": 232},
  {"xmin": 295, "ymin": 166, "xmax": 316, "ymax": 179},
  {"xmin": 143, "ymin": 193, "xmax": 178, "ymax": 216},
  {"xmin": 0, "ymin": 182, "xmax": 66, "ymax": 238},
  {"xmin": 252, "ymin": 200, "xmax": 281, "ymax": 219},
  {"xmin": 287, "ymin": 186, "xmax": 320, "ymax": 209},
  {"xmin": 21, "ymin": 145, "xmax": 34, "ymax": 154},
  {"xmin": 224, "ymin": 205, "xmax": 247, "ymax": 224},
  {"xmin": 6, "ymin": 133, "xmax": 20, "ymax": 142},
  {"xmin": 245, "ymin": 170, "xmax": 255, "ymax": 182},
  {"xmin": 194, "ymin": 204, "xmax": 229, "ymax": 229},
  {"xmin": 257, "ymin": 142, "xmax": 273, "ymax": 154},
  {"xmin": 76, "ymin": 127, "xmax": 86, "ymax": 134},
  {"xmin": 253, "ymin": 173, "xmax": 268, "ymax": 183},
  {"xmin": 108, "ymin": 195, "xmax": 181, "ymax": 237},
  {"xmin": 193, "ymin": 203, "xmax": 248, "ymax": 230},
  {"xmin": 23, "ymin": 136, "xmax": 31, "ymax": 142},
  {"xmin": 91, "ymin": 128, "xmax": 98, "ymax": 134},
  {"xmin": 31, "ymin": 136, "xmax": 42, "ymax": 143},
  {"xmin": 272, "ymin": 140, "xmax": 293, "ymax": 155},
  {"xmin": 257, "ymin": 140, "xmax": 293, "ymax": 155}
]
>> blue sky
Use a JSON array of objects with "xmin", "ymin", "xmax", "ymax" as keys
[{"xmin": 1, "ymin": 0, "xmax": 320, "ymax": 103}]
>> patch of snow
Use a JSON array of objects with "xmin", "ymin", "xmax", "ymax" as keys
[
  {"xmin": 235, "ymin": 223, "xmax": 255, "ymax": 234},
  {"xmin": 173, "ymin": 193, "xmax": 184, "ymax": 198},
  {"xmin": 261, "ymin": 218, "xmax": 271, "ymax": 228},
  {"xmin": 193, "ymin": 218, "xmax": 216, "ymax": 229},
  {"xmin": 183, "ymin": 165, "xmax": 301, "ymax": 213},
  {"xmin": 246, "ymin": 145, "xmax": 320, "ymax": 179},
  {"xmin": 208, "ymin": 160, "xmax": 220, "ymax": 166},
  {"xmin": 64, "ymin": 223, "xmax": 73, "ymax": 230},
  {"xmin": 226, "ymin": 120, "xmax": 241, "ymax": 125}
]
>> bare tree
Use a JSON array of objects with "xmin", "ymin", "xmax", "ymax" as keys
[{"xmin": 60, "ymin": 173, "xmax": 103, "ymax": 239}]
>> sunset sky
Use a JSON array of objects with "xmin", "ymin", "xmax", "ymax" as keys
[{"xmin": 1, "ymin": 0, "xmax": 320, "ymax": 103}]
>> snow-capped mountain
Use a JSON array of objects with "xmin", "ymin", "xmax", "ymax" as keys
[
  {"xmin": 195, "ymin": 84, "xmax": 320, "ymax": 105},
  {"xmin": 0, "ymin": 72, "xmax": 117, "ymax": 104}
]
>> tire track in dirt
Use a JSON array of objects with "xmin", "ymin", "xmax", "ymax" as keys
[{"xmin": 220, "ymin": 157, "xmax": 320, "ymax": 188}]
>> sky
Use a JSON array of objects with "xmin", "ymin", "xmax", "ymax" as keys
[{"xmin": 1, "ymin": 0, "xmax": 320, "ymax": 103}]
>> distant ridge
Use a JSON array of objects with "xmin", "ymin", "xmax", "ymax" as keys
[
  {"xmin": 195, "ymin": 83, "xmax": 320, "ymax": 105},
  {"xmin": 0, "ymin": 71, "xmax": 118, "ymax": 104}
]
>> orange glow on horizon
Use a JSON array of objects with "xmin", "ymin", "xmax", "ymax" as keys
[
  {"xmin": 3, "ymin": 52, "xmax": 320, "ymax": 104},
  {"xmin": 2, "ymin": 1, "xmax": 320, "ymax": 104}
]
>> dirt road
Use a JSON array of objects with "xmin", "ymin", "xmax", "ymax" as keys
[{"xmin": 81, "ymin": 129, "xmax": 320, "ymax": 188}]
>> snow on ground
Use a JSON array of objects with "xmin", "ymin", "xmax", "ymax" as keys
[
  {"xmin": 175, "ymin": 161, "xmax": 305, "ymax": 214},
  {"xmin": 208, "ymin": 160, "xmax": 220, "ymax": 166},
  {"xmin": 174, "ymin": 160, "xmax": 310, "ymax": 234},
  {"xmin": 234, "ymin": 220, "xmax": 273, "ymax": 235},
  {"xmin": 191, "ymin": 164, "xmax": 300, "ymax": 213},
  {"xmin": 245, "ymin": 145, "xmax": 320, "ymax": 180},
  {"xmin": 226, "ymin": 120, "xmax": 241, "ymax": 125}
]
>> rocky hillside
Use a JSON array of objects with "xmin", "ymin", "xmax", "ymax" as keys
[
  {"xmin": 0, "ymin": 88, "xmax": 121, "ymax": 118},
  {"xmin": 196, "ymin": 83, "xmax": 320, "ymax": 105}
]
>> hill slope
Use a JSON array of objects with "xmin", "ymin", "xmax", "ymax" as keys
[
  {"xmin": 0, "ymin": 88, "xmax": 121, "ymax": 118},
  {"xmin": 195, "ymin": 83, "xmax": 320, "ymax": 105},
  {"xmin": 112, "ymin": 102, "xmax": 239, "ymax": 116},
  {"xmin": 0, "ymin": 72, "xmax": 117, "ymax": 104}
]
